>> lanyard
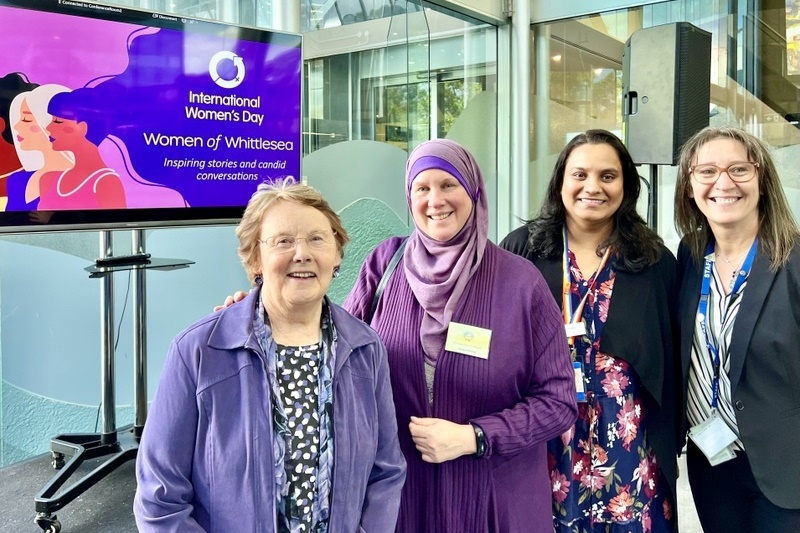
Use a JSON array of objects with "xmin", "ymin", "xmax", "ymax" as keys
[
  {"xmin": 697, "ymin": 239, "xmax": 757, "ymax": 410},
  {"xmin": 561, "ymin": 227, "xmax": 612, "ymax": 347}
]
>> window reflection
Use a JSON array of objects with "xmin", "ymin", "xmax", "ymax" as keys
[{"xmin": 533, "ymin": 0, "xmax": 800, "ymax": 246}]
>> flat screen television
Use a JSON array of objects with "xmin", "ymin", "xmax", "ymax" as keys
[{"xmin": 0, "ymin": 0, "xmax": 302, "ymax": 234}]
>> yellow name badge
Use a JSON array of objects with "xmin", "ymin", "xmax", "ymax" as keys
[{"xmin": 445, "ymin": 322, "xmax": 492, "ymax": 359}]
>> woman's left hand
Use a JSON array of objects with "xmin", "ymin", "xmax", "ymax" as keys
[{"xmin": 409, "ymin": 416, "xmax": 477, "ymax": 463}]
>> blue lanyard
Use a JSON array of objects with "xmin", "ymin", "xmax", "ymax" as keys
[{"xmin": 697, "ymin": 239, "xmax": 757, "ymax": 410}]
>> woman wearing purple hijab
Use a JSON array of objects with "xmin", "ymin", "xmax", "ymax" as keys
[{"xmin": 345, "ymin": 138, "xmax": 578, "ymax": 532}]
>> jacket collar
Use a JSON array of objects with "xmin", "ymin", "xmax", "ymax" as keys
[
  {"xmin": 727, "ymin": 244, "xmax": 776, "ymax": 390},
  {"xmin": 207, "ymin": 288, "xmax": 376, "ymax": 373},
  {"xmin": 207, "ymin": 288, "xmax": 261, "ymax": 353}
]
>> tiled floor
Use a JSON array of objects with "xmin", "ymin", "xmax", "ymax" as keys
[{"xmin": 677, "ymin": 453, "xmax": 704, "ymax": 533}]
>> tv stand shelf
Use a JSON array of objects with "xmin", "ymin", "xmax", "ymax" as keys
[
  {"xmin": 33, "ymin": 230, "xmax": 193, "ymax": 533},
  {"xmin": 86, "ymin": 256, "xmax": 193, "ymax": 276}
]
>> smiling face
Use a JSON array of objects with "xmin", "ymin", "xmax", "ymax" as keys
[
  {"xmin": 409, "ymin": 168, "xmax": 474, "ymax": 242},
  {"xmin": 689, "ymin": 138, "xmax": 760, "ymax": 233},
  {"xmin": 257, "ymin": 200, "xmax": 340, "ymax": 316},
  {"xmin": 560, "ymin": 142, "xmax": 624, "ymax": 233}
]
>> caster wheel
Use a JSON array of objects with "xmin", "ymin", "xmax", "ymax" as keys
[
  {"xmin": 51, "ymin": 451, "xmax": 65, "ymax": 470},
  {"xmin": 34, "ymin": 513, "xmax": 61, "ymax": 533}
]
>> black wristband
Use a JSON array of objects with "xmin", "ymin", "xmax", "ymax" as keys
[{"xmin": 472, "ymin": 423, "xmax": 486, "ymax": 458}]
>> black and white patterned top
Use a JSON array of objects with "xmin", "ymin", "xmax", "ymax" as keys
[
  {"xmin": 276, "ymin": 342, "xmax": 323, "ymax": 532},
  {"xmin": 687, "ymin": 262, "xmax": 746, "ymax": 450}
]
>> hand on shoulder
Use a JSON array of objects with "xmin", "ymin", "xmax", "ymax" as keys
[{"xmin": 213, "ymin": 290, "xmax": 250, "ymax": 312}]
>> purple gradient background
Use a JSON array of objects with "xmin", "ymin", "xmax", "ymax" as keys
[{"xmin": 0, "ymin": 3, "xmax": 301, "ymax": 210}]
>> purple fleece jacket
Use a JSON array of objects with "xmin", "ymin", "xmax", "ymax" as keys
[{"xmin": 134, "ymin": 290, "xmax": 406, "ymax": 533}]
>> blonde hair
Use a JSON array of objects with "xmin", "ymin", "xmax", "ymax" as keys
[
  {"xmin": 236, "ymin": 178, "xmax": 349, "ymax": 284},
  {"xmin": 674, "ymin": 126, "xmax": 799, "ymax": 270}
]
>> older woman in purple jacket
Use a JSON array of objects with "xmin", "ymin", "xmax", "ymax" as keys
[
  {"xmin": 134, "ymin": 180, "xmax": 406, "ymax": 533},
  {"xmin": 345, "ymin": 139, "xmax": 577, "ymax": 532}
]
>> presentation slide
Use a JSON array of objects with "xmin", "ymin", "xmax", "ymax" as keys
[{"xmin": 0, "ymin": 0, "xmax": 301, "ymax": 217}]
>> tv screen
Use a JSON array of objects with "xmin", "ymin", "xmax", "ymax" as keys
[{"xmin": 0, "ymin": 0, "xmax": 301, "ymax": 233}]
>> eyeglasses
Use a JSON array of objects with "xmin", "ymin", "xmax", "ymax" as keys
[
  {"xmin": 258, "ymin": 231, "xmax": 336, "ymax": 253},
  {"xmin": 689, "ymin": 161, "xmax": 759, "ymax": 184}
]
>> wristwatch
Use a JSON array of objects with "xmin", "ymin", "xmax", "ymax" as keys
[{"xmin": 472, "ymin": 423, "xmax": 487, "ymax": 458}]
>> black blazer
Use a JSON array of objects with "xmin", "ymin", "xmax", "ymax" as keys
[
  {"xmin": 677, "ymin": 237, "xmax": 800, "ymax": 509},
  {"xmin": 501, "ymin": 226, "xmax": 680, "ymax": 502}
]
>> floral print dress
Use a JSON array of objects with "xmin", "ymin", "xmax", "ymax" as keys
[{"xmin": 548, "ymin": 251, "xmax": 674, "ymax": 533}]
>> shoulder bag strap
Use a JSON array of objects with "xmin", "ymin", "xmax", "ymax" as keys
[{"xmin": 366, "ymin": 237, "xmax": 407, "ymax": 324}]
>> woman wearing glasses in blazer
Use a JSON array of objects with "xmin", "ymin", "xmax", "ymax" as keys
[{"xmin": 674, "ymin": 126, "xmax": 800, "ymax": 533}]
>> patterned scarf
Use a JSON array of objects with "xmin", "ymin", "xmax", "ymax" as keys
[{"xmin": 253, "ymin": 295, "xmax": 336, "ymax": 532}]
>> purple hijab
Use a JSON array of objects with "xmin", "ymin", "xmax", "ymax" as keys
[{"xmin": 403, "ymin": 139, "xmax": 489, "ymax": 365}]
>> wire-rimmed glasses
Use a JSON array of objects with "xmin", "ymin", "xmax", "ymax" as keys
[{"xmin": 258, "ymin": 231, "xmax": 336, "ymax": 253}]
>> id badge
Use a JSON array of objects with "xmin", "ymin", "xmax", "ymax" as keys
[
  {"xmin": 707, "ymin": 445, "xmax": 736, "ymax": 466},
  {"xmin": 689, "ymin": 412, "xmax": 737, "ymax": 464},
  {"xmin": 565, "ymin": 321, "xmax": 587, "ymax": 338},
  {"xmin": 444, "ymin": 322, "xmax": 492, "ymax": 359},
  {"xmin": 573, "ymin": 361, "xmax": 586, "ymax": 402}
]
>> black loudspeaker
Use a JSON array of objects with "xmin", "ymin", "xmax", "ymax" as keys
[{"xmin": 622, "ymin": 22, "xmax": 712, "ymax": 165}]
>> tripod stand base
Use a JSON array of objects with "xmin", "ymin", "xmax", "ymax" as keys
[{"xmin": 33, "ymin": 425, "xmax": 140, "ymax": 531}]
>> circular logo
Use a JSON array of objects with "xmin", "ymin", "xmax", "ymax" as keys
[{"xmin": 209, "ymin": 51, "xmax": 245, "ymax": 89}]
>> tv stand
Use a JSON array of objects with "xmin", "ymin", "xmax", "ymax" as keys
[
  {"xmin": 93, "ymin": 251, "xmax": 151, "ymax": 266},
  {"xmin": 33, "ymin": 230, "xmax": 193, "ymax": 533}
]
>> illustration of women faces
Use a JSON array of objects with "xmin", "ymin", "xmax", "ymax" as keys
[
  {"xmin": 0, "ymin": 73, "xmax": 37, "ymax": 181},
  {"xmin": 38, "ymin": 98, "xmax": 126, "ymax": 210},
  {"xmin": 9, "ymin": 85, "xmax": 74, "ymax": 210}
]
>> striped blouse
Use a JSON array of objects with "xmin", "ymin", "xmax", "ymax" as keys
[{"xmin": 687, "ymin": 257, "xmax": 747, "ymax": 451}]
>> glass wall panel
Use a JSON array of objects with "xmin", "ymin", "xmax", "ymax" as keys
[
  {"xmin": 301, "ymin": 3, "xmax": 498, "ymax": 251},
  {"xmin": 0, "ymin": 0, "xmax": 498, "ymax": 468},
  {"xmin": 532, "ymin": 0, "xmax": 800, "ymax": 250}
]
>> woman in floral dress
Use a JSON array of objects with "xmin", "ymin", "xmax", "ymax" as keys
[{"xmin": 501, "ymin": 130, "xmax": 679, "ymax": 532}]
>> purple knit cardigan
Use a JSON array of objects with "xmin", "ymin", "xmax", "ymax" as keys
[{"xmin": 345, "ymin": 237, "xmax": 577, "ymax": 533}]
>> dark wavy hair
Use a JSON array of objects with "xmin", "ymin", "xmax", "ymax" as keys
[
  {"xmin": 0, "ymin": 72, "xmax": 38, "ymax": 144},
  {"xmin": 525, "ymin": 129, "xmax": 663, "ymax": 272}
]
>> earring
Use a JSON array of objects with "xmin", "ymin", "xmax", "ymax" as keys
[
  {"xmin": 254, "ymin": 273, "xmax": 263, "ymax": 285},
  {"xmin": 332, "ymin": 266, "xmax": 340, "ymax": 278}
]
